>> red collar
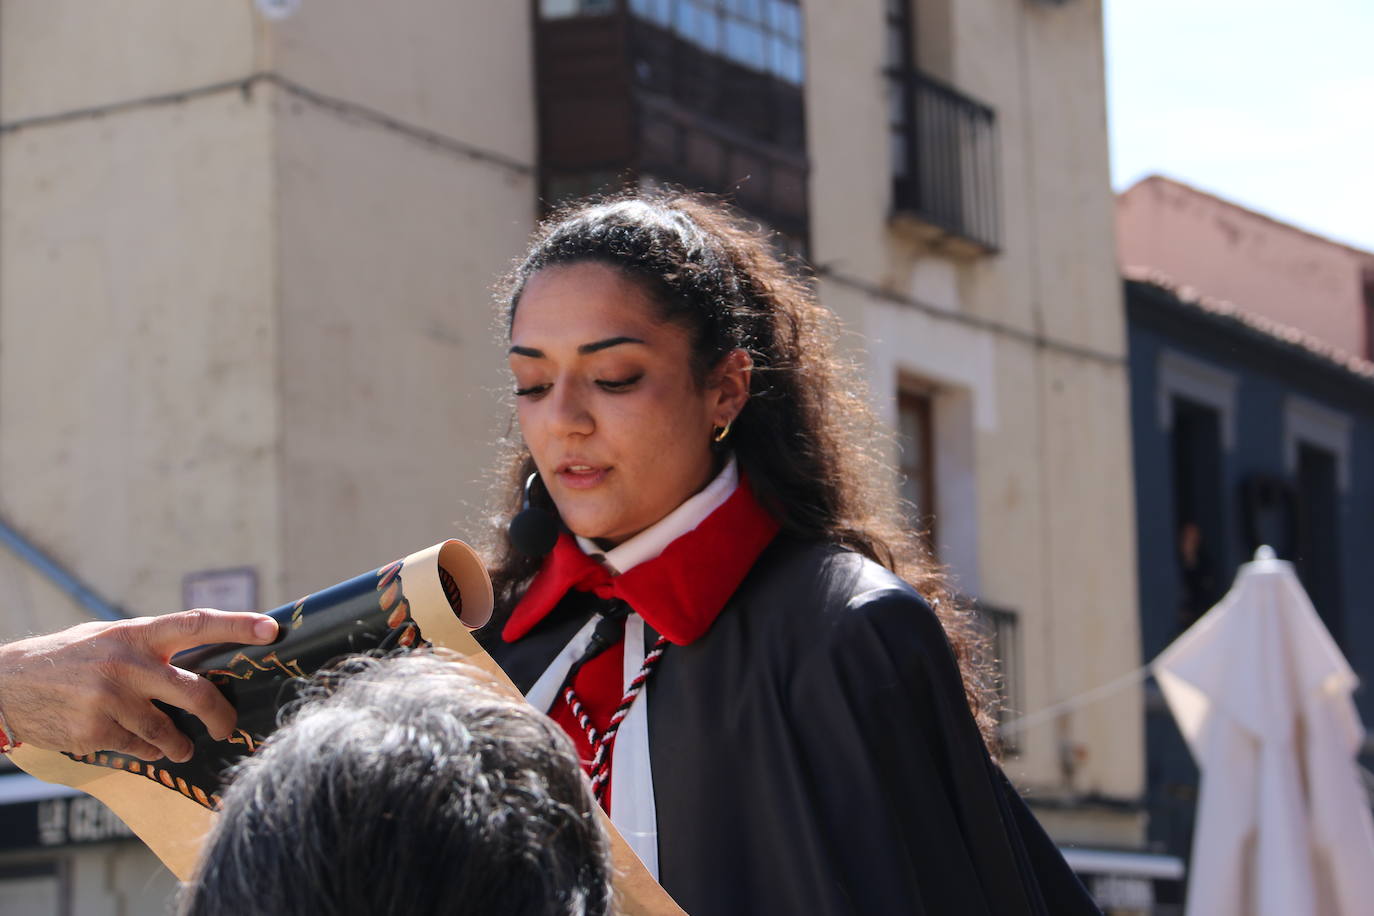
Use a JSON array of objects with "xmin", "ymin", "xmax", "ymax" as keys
[{"xmin": 502, "ymin": 476, "xmax": 780, "ymax": 646}]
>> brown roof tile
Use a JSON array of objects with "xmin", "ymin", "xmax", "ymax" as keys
[{"xmin": 1123, "ymin": 265, "xmax": 1374, "ymax": 383}]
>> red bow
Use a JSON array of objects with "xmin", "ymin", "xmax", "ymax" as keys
[{"xmin": 503, "ymin": 476, "xmax": 780, "ymax": 646}]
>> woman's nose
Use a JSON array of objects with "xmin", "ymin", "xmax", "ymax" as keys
[{"xmin": 549, "ymin": 379, "xmax": 595, "ymax": 437}]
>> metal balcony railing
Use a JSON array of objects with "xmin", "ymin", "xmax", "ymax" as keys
[{"xmin": 889, "ymin": 68, "xmax": 1000, "ymax": 252}]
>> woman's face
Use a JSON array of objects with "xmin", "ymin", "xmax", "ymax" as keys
[{"xmin": 508, "ymin": 262, "xmax": 744, "ymax": 547}]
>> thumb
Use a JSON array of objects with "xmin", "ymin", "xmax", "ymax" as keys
[{"xmin": 139, "ymin": 609, "xmax": 279, "ymax": 656}]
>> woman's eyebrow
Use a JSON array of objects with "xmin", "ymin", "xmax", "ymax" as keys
[
  {"xmin": 507, "ymin": 336, "xmax": 646, "ymax": 359},
  {"xmin": 578, "ymin": 336, "xmax": 645, "ymax": 355}
]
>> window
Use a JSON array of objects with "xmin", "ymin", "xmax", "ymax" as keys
[
  {"xmin": 1295, "ymin": 443, "xmax": 1344, "ymax": 645},
  {"xmin": 1171, "ymin": 397, "xmax": 1226, "ymax": 630},
  {"xmin": 976, "ymin": 603, "xmax": 1022, "ymax": 755},
  {"xmin": 1284, "ymin": 394, "xmax": 1350, "ymax": 647},
  {"xmin": 1156, "ymin": 349, "xmax": 1236, "ymax": 449},
  {"xmin": 766, "ymin": 0, "xmax": 804, "ymax": 82},
  {"xmin": 885, "ymin": 0, "xmax": 1000, "ymax": 250},
  {"xmin": 1284, "ymin": 395, "xmax": 1350, "ymax": 490},
  {"xmin": 887, "ymin": 371, "xmax": 979, "ymax": 592},
  {"xmin": 885, "ymin": 0, "xmax": 914, "ymax": 182},
  {"xmin": 897, "ymin": 386, "xmax": 936, "ymax": 553},
  {"xmin": 635, "ymin": 0, "xmax": 804, "ymax": 84}
]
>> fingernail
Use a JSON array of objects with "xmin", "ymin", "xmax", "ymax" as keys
[{"xmin": 253, "ymin": 618, "xmax": 277, "ymax": 641}]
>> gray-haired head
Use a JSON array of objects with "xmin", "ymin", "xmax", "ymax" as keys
[{"xmin": 179, "ymin": 651, "xmax": 612, "ymax": 916}]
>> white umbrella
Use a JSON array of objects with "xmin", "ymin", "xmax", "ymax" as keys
[{"xmin": 1155, "ymin": 546, "xmax": 1374, "ymax": 916}]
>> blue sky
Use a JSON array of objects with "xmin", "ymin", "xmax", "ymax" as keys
[{"xmin": 1105, "ymin": 0, "xmax": 1374, "ymax": 251}]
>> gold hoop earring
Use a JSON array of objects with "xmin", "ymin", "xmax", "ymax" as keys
[{"xmin": 712, "ymin": 420, "xmax": 732, "ymax": 443}]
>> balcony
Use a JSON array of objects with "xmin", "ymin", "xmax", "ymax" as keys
[{"xmin": 888, "ymin": 68, "xmax": 1000, "ymax": 254}]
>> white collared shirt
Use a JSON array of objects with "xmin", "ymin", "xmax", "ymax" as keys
[{"xmin": 526, "ymin": 455, "xmax": 739, "ymax": 878}]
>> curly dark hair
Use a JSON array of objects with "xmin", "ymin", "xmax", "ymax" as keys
[
  {"xmin": 484, "ymin": 191, "xmax": 999, "ymax": 749},
  {"xmin": 180, "ymin": 652, "xmax": 611, "ymax": 916}
]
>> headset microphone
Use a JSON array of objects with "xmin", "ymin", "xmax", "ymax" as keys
[{"xmin": 508, "ymin": 472, "xmax": 561, "ymax": 558}]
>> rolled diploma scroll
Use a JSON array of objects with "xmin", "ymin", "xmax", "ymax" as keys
[{"xmin": 9, "ymin": 540, "xmax": 683, "ymax": 916}]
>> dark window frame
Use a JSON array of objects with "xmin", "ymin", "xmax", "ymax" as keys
[
  {"xmin": 975, "ymin": 601, "xmax": 1022, "ymax": 756},
  {"xmin": 1294, "ymin": 440, "xmax": 1344, "ymax": 646},
  {"xmin": 1170, "ymin": 395, "xmax": 1228, "ymax": 633},
  {"xmin": 896, "ymin": 382, "xmax": 937, "ymax": 556}
]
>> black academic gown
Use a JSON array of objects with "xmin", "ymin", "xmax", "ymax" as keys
[{"xmin": 481, "ymin": 537, "xmax": 1102, "ymax": 916}]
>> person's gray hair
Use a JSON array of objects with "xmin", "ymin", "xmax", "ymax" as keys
[{"xmin": 179, "ymin": 651, "xmax": 612, "ymax": 916}]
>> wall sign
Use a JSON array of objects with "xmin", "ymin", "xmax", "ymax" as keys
[{"xmin": 182, "ymin": 567, "xmax": 259, "ymax": 614}]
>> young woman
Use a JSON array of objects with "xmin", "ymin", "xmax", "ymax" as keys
[{"xmin": 479, "ymin": 194, "xmax": 1100, "ymax": 915}]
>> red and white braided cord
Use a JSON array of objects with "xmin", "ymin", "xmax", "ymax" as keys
[{"xmin": 562, "ymin": 635, "xmax": 669, "ymax": 805}]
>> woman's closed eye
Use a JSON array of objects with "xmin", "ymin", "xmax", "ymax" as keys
[
  {"xmin": 596, "ymin": 373, "xmax": 643, "ymax": 392},
  {"xmin": 513, "ymin": 373, "xmax": 642, "ymax": 398}
]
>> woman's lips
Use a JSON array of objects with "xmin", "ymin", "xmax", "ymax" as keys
[{"xmin": 556, "ymin": 464, "xmax": 609, "ymax": 490}]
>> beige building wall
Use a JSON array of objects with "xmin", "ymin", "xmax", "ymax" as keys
[
  {"xmin": 1117, "ymin": 174, "xmax": 1374, "ymax": 357},
  {"xmin": 808, "ymin": 0, "xmax": 1142, "ymax": 847},
  {"xmin": 0, "ymin": 3, "xmax": 536, "ymax": 642},
  {"xmin": 0, "ymin": 91, "xmax": 282, "ymax": 630},
  {"xmin": 0, "ymin": 2, "xmax": 534, "ymax": 911},
  {"xmin": 0, "ymin": 0, "xmax": 281, "ymax": 633},
  {"xmin": 268, "ymin": 1, "xmax": 537, "ymax": 595}
]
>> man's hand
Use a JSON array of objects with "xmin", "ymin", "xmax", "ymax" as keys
[{"xmin": 0, "ymin": 610, "xmax": 278, "ymax": 763}]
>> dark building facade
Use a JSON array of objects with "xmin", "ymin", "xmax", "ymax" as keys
[{"xmin": 1127, "ymin": 273, "xmax": 1374, "ymax": 868}]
